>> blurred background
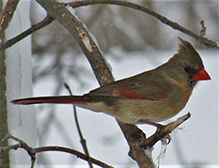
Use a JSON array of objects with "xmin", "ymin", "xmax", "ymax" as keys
[
  {"xmin": 15, "ymin": 0, "xmax": 218, "ymax": 167},
  {"xmin": 30, "ymin": 0, "xmax": 218, "ymax": 86}
]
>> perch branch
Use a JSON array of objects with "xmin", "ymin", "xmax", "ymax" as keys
[{"xmin": 140, "ymin": 113, "xmax": 191, "ymax": 148}]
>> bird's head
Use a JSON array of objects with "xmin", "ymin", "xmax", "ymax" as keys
[{"xmin": 166, "ymin": 38, "xmax": 211, "ymax": 88}]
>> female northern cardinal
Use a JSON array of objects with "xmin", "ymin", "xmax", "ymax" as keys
[{"xmin": 12, "ymin": 38, "xmax": 211, "ymax": 124}]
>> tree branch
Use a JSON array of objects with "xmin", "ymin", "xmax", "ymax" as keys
[
  {"xmin": 1, "ymin": 0, "xmax": 217, "ymax": 51},
  {"xmin": 0, "ymin": 0, "xmax": 20, "ymax": 39},
  {"xmin": 36, "ymin": 0, "xmax": 114, "ymax": 86},
  {"xmin": 35, "ymin": 146, "xmax": 113, "ymax": 168},
  {"xmin": 0, "ymin": 15, "xmax": 54, "ymax": 50},
  {"xmin": 140, "ymin": 113, "xmax": 191, "ymax": 148},
  {"xmin": 65, "ymin": 83, "xmax": 93, "ymax": 168},
  {"xmin": 0, "ymin": 134, "xmax": 113, "ymax": 168},
  {"xmin": 65, "ymin": 0, "xmax": 218, "ymax": 49},
  {"xmin": 0, "ymin": 0, "xmax": 20, "ymax": 167}
]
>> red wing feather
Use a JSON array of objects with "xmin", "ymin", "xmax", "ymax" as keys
[{"xmin": 88, "ymin": 74, "xmax": 173, "ymax": 101}]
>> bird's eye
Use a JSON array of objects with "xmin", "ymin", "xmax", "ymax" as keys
[
  {"xmin": 184, "ymin": 66, "xmax": 199, "ymax": 87},
  {"xmin": 184, "ymin": 66, "xmax": 197, "ymax": 76},
  {"xmin": 184, "ymin": 66, "xmax": 191, "ymax": 73}
]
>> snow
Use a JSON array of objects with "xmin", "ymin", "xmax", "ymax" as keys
[{"xmin": 65, "ymin": 4, "xmax": 76, "ymax": 15}]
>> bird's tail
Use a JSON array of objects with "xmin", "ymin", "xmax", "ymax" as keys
[{"xmin": 11, "ymin": 95, "xmax": 89, "ymax": 105}]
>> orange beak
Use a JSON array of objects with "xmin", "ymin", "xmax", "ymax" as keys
[{"xmin": 192, "ymin": 68, "xmax": 211, "ymax": 81}]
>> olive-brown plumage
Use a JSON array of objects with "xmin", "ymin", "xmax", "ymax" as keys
[{"xmin": 11, "ymin": 38, "xmax": 211, "ymax": 124}]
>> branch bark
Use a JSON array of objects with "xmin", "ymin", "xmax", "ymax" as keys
[
  {"xmin": 0, "ymin": 15, "xmax": 54, "ymax": 50},
  {"xmin": 36, "ymin": 0, "xmax": 114, "ymax": 85},
  {"xmin": 0, "ymin": 0, "xmax": 20, "ymax": 38}
]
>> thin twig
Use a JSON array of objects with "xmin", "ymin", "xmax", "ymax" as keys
[
  {"xmin": 3, "ymin": 134, "xmax": 36, "ymax": 168},
  {"xmin": 200, "ymin": 20, "xmax": 206, "ymax": 37},
  {"xmin": 0, "ymin": 15, "xmax": 54, "ymax": 50},
  {"xmin": 64, "ymin": 83, "xmax": 93, "ymax": 168},
  {"xmin": 1, "ymin": 134, "xmax": 113, "ymax": 168},
  {"xmin": 35, "ymin": 146, "xmax": 113, "ymax": 168},
  {"xmin": 0, "ymin": 143, "xmax": 21, "ymax": 153}
]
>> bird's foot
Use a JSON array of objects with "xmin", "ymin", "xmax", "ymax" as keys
[
  {"xmin": 139, "ymin": 124, "xmax": 171, "ymax": 149},
  {"xmin": 137, "ymin": 120, "xmax": 171, "ymax": 148},
  {"xmin": 139, "ymin": 113, "xmax": 191, "ymax": 148}
]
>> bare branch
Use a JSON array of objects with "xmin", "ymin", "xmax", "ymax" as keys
[
  {"xmin": 199, "ymin": 20, "xmax": 206, "ymax": 37},
  {"xmin": 64, "ymin": 0, "xmax": 218, "ymax": 49},
  {"xmin": 0, "ymin": 15, "xmax": 54, "ymax": 50},
  {"xmin": 1, "ymin": 0, "xmax": 217, "ymax": 51},
  {"xmin": 35, "ymin": 146, "xmax": 113, "ymax": 168},
  {"xmin": 65, "ymin": 83, "xmax": 93, "ymax": 168},
  {"xmin": 118, "ymin": 123, "xmax": 155, "ymax": 168},
  {"xmin": 0, "ymin": 143, "xmax": 21, "ymax": 153},
  {"xmin": 0, "ymin": 0, "xmax": 20, "ymax": 166},
  {"xmin": 2, "ymin": 134, "xmax": 36, "ymax": 168},
  {"xmin": 140, "ymin": 113, "xmax": 191, "ymax": 148},
  {"xmin": 36, "ymin": 0, "xmax": 114, "ymax": 85},
  {"xmin": 0, "ymin": 134, "xmax": 113, "ymax": 168}
]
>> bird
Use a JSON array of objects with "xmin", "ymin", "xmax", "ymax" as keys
[{"xmin": 12, "ymin": 38, "xmax": 211, "ymax": 125}]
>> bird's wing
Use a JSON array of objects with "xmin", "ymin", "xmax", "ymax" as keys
[{"xmin": 88, "ymin": 73, "xmax": 173, "ymax": 101}]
